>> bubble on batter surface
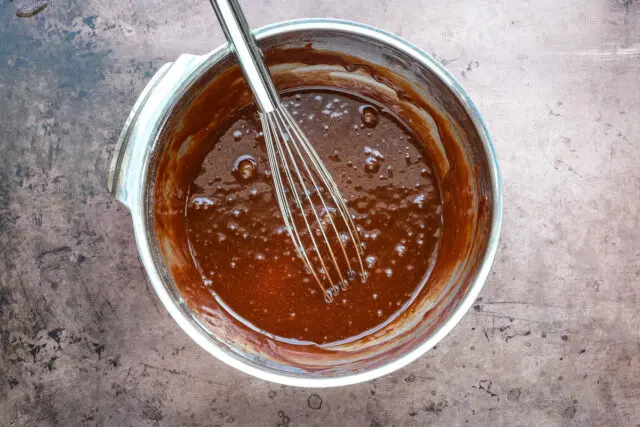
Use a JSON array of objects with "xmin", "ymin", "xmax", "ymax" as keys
[
  {"xmin": 359, "ymin": 105, "xmax": 379, "ymax": 128},
  {"xmin": 190, "ymin": 196, "xmax": 215, "ymax": 210},
  {"xmin": 364, "ymin": 156, "xmax": 381, "ymax": 173},
  {"xmin": 232, "ymin": 154, "xmax": 258, "ymax": 181},
  {"xmin": 365, "ymin": 255, "xmax": 377, "ymax": 269}
]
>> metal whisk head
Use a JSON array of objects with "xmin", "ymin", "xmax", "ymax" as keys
[
  {"xmin": 262, "ymin": 107, "xmax": 367, "ymax": 302},
  {"xmin": 210, "ymin": 0, "xmax": 366, "ymax": 301}
]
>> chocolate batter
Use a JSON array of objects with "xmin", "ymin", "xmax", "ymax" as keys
[
  {"xmin": 185, "ymin": 89, "xmax": 442, "ymax": 344},
  {"xmin": 153, "ymin": 45, "xmax": 483, "ymax": 363}
]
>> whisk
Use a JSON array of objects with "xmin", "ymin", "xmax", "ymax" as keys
[{"xmin": 209, "ymin": 0, "xmax": 366, "ymax": 302}]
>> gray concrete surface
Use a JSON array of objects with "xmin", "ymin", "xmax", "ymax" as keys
[{"xmin": 1, "ymin": 0, "xmax": 639, "ymax": 425}]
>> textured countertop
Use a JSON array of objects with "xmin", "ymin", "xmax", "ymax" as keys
[{"xmin": 1, "ymin": 0, "xmax": 639, "ymax": 425}]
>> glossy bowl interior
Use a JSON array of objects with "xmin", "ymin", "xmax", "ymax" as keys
[{"xmin": 131, "ymin": 19, "xmax": 501, "ymax": 387}]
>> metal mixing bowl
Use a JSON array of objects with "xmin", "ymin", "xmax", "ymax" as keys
[{"xmin": 108, "ymin": 18, "xmax": 502, "ymax": 387}]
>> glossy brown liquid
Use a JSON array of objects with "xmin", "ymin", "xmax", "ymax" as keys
[{"xmin": 185, "ymin": 88, "xmax": 443, "ymax": 344}]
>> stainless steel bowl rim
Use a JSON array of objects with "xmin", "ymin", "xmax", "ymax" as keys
[{"xmin": 108, "ymin": 18, "xmax": 503, "ymax": 388}]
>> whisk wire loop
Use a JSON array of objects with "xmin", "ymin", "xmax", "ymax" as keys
[{"xmin": 260, "ymin": 107, "xmax": 367, "ymax": 302}]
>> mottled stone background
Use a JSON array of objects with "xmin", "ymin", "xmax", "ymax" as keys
[{"xmin": 1, "ymin": 0, "xmax": 639, "ymax": 425}]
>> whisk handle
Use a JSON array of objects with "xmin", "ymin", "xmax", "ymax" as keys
[{"xmin": 209, "ymin": 0, "xmax": 280, "ymax": 113}]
